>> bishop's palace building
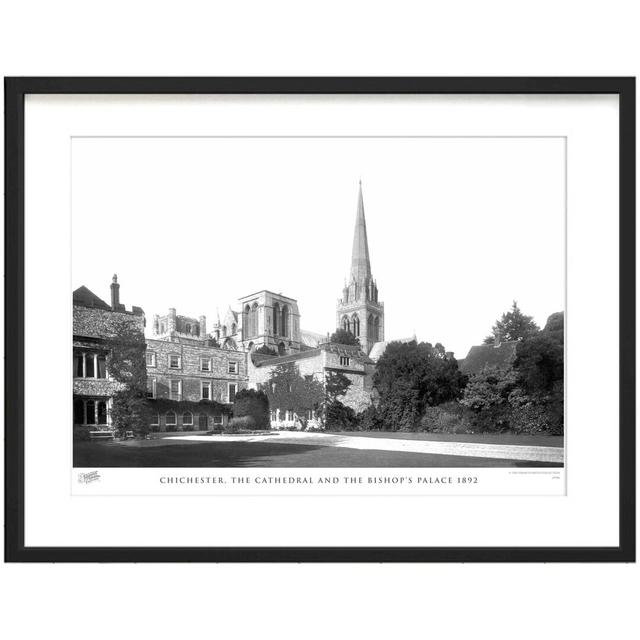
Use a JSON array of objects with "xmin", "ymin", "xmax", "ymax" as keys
[{"xmin": 73, "ymin": 183, "xmax": 408, "ymax": 434}]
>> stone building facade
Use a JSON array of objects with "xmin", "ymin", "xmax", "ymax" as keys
[
  {"xmin": 145, "ymin": 332, "xmax": 248, "ymax": 431},
  {"xmin": 248, "ymin": 342, "xmax": 375, "ymax": 425},
  {"xmin": 211, "ymin": 290, "xmax": 302, "ymax": 355},
  {"xmin": 72, "ymin": 275, "xmax": 145, "ymax": 437}
]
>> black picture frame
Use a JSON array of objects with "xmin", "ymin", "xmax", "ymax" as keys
[{"xmin": 4, "ymin": 77, "xmax": 635, "ymax": 563}]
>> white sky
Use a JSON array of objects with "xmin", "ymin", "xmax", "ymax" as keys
[{"xmin": 72, "ymin": 136, "xmax": 565, "ymax": 358}]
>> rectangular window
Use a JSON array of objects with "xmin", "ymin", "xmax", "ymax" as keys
[
  {"xmin": 86, "ymin": 400, "xmax": 96, "ymax": 425},
  {"xmin": 228, "ymin": 383, "xmax": 237, "ymax": 403},
  {"xmin": 97, "ymin": 355, "xmax": 107, "ymax": 378},
  {"xmin": 339, "ymin": 356, "xmax": 350, "ymax": 366},
  {"xmin": 146, "ymin": 378, "xmax": 156, "ymax": 399},
  {"xmin": 228, "ymin": 361, "xmax": 238, "ymax": 374},
  {"xmin": 73, "ymin": 398, "xmax": 84, "ymax": 424},
  {"xmin": 201, "ymin": 382, "xmax": 211, "ymax": 400},
  {"xmin": 146, "ymin": 352, "xmax": 156, "ymax": 367},
  {"xmin": 85, "ymin": 355, "xmax": 95, "ymax": 378},
  {"xmin": 74, "ymin": 355, "xmax": 83, "ymax": 378},
  {"xmin": 97, "ymin": 401, "xmax": 108, "ymax": 425},
  {"xmin": 169, "ymin": 354, "xmax": 181, "ymax": 369},
  {"xmin": 170, "ymin": 380, "xmax": 181, "ymax": 400},
  {"xmin": 200, "ymin": 357, "xmax": 211, "ymax": 372}
]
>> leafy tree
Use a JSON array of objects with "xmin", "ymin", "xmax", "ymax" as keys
[
  {"xmin": 329, "ymin": 328, "xmax": 359, "ymax": 346},
  {"xmin": 261, "ymin": 362, "xmax": 325, "ymax": 417},
  {"xmin": 357, "ymin": 405, "xmax": 382, "ymax": 431},
  {"xmin": 325, "ymin": 400, "xmax": 357, "ymax": 431},
  {"xmin": 463, "ymin": 310, "xmax": 564, "ymax": 435},
  {"xmin": 373, "ymin": 341, "xmax": 464, "ymax": 431},
  {"xmin": 514, "ymin": 333, "xmax": 563, "ymax": 395},
  {"xmin": 233, "ymin": 388, "xmax": 270, "ymax": 430},
  {"xmin": 104, "ymin": 316, "xmax": 151, "ymax": 437},
  {"xmin": 543, "ymin": 311, "xmax": 564, "ymax": 337},
  {"xmin": 511, "ymin": 312, "xmax": 564, "ymax": 434},
  {"xmin": 321, "ymin": 371, "xmax": 353, "ymax": 430},
  {"xmin": 325, "ymin": 370, "xmax": 352, "ymax": 403},
  {"xmin": 460, "ymin": 366, "xmax": 518, "ymax": 432},
  {"xmin": 483, "ymin": 301, "xmax": 540, "ymax": 344}
]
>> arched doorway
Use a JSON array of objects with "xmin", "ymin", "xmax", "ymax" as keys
[{"xmin": 278, "ymin": 341, "xmax": 286, "ymax": 355}]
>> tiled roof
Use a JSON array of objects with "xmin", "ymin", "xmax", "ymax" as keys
[
  {"xmin": 253, "ymin": 349, "xmax": 323, "ymax": 367},
  {"xmin": 459, "ymin": 341, "xmax": 519, "ymax": 375},
  {"xmin": 300, "ymin": 329, "xmax": 326, "ymax": 348},
  {"xmin": 73, "ymin": 286, "xmax": 111, "ymax": 310}
]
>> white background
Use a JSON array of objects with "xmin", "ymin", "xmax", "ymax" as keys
[
  {"xmin": 26, "ymin": 94, "xmax": 611, "ymax": 543},
  {"xmin": 1, "ymin": 2, "xmax": 638, "ymax": 640}
]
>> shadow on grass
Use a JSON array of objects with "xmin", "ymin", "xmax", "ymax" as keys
[
  {"xmin": 73, "ymin": 439, "xmax": 562, "ymax": 468},
  {"xmin": 74, "ymin": 440, "xmax": 327, "ymax": 468}
]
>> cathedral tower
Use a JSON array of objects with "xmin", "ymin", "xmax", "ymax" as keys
[{"xmin": 336, "ymin": 181, "xmax": 384, "ymax": 354}]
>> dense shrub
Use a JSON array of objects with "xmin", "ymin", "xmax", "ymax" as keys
[
  {"xmin": 357, "ymin": 405, "xmax": 382, "ymax": 431},
  {"xmin": 420, "ymin": 402, "xmax": 472, "ymax": 434},
  {"xmin": 374, "ymin": 341, "xmax": 464, "ymax": 431},
  {"xmin": 233, "ymin": 389, "xmax": 270, "ymax": 430},
  {"xmin": 325, "ymin": 401, "xmax": 357, "ymax": 431},
  {"xmin": 225, "ymin": 415, "xmax": 257, "ymax": 432}
]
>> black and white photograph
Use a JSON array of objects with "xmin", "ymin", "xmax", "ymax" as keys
[
  {"xmin": 71, "ymin": 134, "xmax": 565, "ymax": 472},
  {"xmin": 6, "ymin": 77, "xmax": 633, "ymax": 562}
]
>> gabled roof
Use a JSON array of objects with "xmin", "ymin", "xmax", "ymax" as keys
[
  {"xmin": 458, "ymin": 341, "xmax": 519, "ymax": 375},
  {"xmin": 73, "ymin": 286, "xmax": 111, "ymax": 310},
  {"xmin": 300, "ymin": 329, "xmax": 326, "ymax": 348}
]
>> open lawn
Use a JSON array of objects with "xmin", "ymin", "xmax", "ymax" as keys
[
  {"xmin": 74, "ymin": 432, "xmax": 563, "ymax": 468},
  {"xmin": 325, "ymin": 431, "xmax": 565, "ymax": 447}
]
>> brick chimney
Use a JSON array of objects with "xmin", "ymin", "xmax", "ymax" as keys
[
  {"xmin": 110, "ymin": 274, "xmax": 120, "ymax": 310},
  {"xmin": 199, "ymin": 315, "xmax": 207, "ymax": 338}
]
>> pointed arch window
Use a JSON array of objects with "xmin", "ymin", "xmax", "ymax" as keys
[
  {"xmin": 342, "ymin": 315, "xmax": 350, "ymax": 333},
  {"xmin": 281, "ymin": 305, "xmax": 289, "ymax": 338},
  {"xmin": 351, "ymin": 314, "xmax": 360, "ymax": 337},
  {"xmin": 273, "ymin": 302, "xmax": 280, "ymax": 335},
  {"xmin": 374, "ymin": 316, "xmax": 380, "ymax": 342},
  {"xmin": 251, "ymin": 303, "xmax": 259, "ymax": 337},
  {"xmin": 243, "ymin": 305, "xmax": 251, "ymax": 339}
]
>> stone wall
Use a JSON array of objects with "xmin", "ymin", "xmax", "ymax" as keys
[
  {"xmin": 146, "ymin": 338, "xmax": 248, "ymax": 403},
  {"xmin": 249, "ymin": 345, "xmax": 375, "ymax": 414}
]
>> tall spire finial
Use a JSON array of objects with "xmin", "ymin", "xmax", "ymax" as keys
[{"xmin": 350, "ymin": 180, "xmax": 372, "ymax": 283}]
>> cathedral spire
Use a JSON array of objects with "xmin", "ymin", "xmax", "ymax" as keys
[{"xmin": 350, "ymin": 180, "xmax": 372, "ymax": 283}]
